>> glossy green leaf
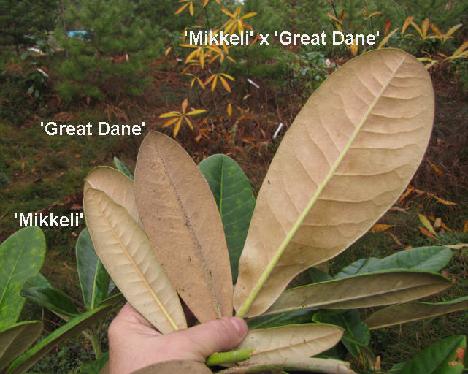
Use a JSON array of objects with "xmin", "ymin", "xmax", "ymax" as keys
[
  {"xmin": 0, "ymin": 227, "xmax": 46, "ymax": 329},
  {"xmin": 366, "ymin": 296, "xmax": 468, "ymax": 329},
  {"xmin": 76, "ymin": 228, "xmax": 111, "ymax": 309},
  {"xmin": 398, "ymin": 335, "xmax": 466, "ymax": 374},
  {"xmin": 113, "ymin": 157, "xmax": 133, "ymax": 179},
  {"xmin": 247, "ymin": 309, "xmax": 313, "ymax": 329},
  {"xmin": 21, "ymin": 287, "xmax": 78, "ymax": 319},
  {"xmin": 265, "ymin": 271, "xmax": 451, "ymax": 315},
  {"xmin": 313, "ymin": 310, "xmax": 369, "ymax": 357},
  {"xmin": 0, "ymin": 322, "xmax": 42, "ymax": 371},
  {"xmin": 199, "ymin": 154, "xmax": 255, "ymax": 282},
  {"xmin": 335, "ymin": 246, "xmax": 452, "ymax": 279},
  {"xmin": 7, "ymin": 303, "xmax": 117, "ymax": 374}
]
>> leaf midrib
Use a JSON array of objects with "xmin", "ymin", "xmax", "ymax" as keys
[{"xmin": 153, "ymin": 142, "xmax": 221, "ymax": 317}]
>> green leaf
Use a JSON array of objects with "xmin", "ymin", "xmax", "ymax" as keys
[
  {"xmin": 77, "ymin": 352, "xmax": 109, "ymax": 374},
  {"xmin": 0, "ymin": 322, "xmax": 42, "ymax": 371},
  {"xmin": 335, "ymin": 246, "xmax": 453, "ymax": 279},
  {"xmin": 7, "ymin": 303, "xmax": 117, "ymax": 374},
  {"xmin": 113, "ymin": 157, "xmax": 133, "ymax": 179},
  {"xmin": 313, "ymin": 310, "xmax": 369, "ymax": 357},
  {"xmin": 76, "ymin": 228, "xmax": 111, "ymax": 309},
  {"xmin": 247, "ymin": 309, "xmax": 313, "ymax": 329},
  {"xmin": 0, "ymin": 227, "xmax": 46, "ymax": 329},
  {"xmin": 23, "ymin": 273, "xmax": 51, "ymax": 289},
  {"xmin": 388, "ymin": 362, "xmax": 405, "ymax": 373},
  {"xmin": 265, "ymin": 271, "xmax": 451, "ymax": 315},
  {"xmin": 21, "ymin": 287, "xmax": 79, "ymax": 319},
  {"xmin": 366, "ymin": 296, "xmax": 468, "ymax": 329},
  {"xmin": 398, "ymin": 335, "xmax": 466, "ymax": 374},
  {"xmin": 199, "ymin": 154, "xmax": 255, "ymax": 282}
]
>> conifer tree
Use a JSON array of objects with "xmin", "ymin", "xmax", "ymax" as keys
[
  {"xmin": 56, "ymin": 0, "xmax": 162, "ymax": 102},
  {"xmin": 0, "ymin": 0, "xmax": 58, "ymax": 52}
]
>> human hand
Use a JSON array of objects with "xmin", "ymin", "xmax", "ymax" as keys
[{"xmin": 108, "ymin": 303, "xmax": 248, "ymax": 374}]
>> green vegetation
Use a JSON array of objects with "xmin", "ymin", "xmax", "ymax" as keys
[{"xmin": 0, "ymin": 0, "xmax": 466, "ymax": 372}]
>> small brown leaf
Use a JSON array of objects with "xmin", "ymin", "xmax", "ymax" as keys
[{"xmin": 419, "ymin": 227, "xmax": 436, "ymax": 240}]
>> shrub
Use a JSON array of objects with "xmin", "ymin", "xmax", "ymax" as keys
[{"xmin": 0, "ymin": 55, "xmax": 50, "ymax": 125}]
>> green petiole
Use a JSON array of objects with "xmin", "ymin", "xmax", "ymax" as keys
[{"xmin": 206, "ymin": 348, "xmax": 254, "ymax": 366}]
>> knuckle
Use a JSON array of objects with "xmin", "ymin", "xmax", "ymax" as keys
[{"xmin": 107, "ymin": 318, "xmax": 123, "ymax": 341}]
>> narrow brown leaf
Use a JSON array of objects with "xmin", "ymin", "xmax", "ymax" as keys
[
  {"xmin": 236, "ymin": 325, "xmax": 343, "ymax": 366},
  {"xmin": 84, "ymin": 188, "xmax": 187, "ymax": 333},
  {"xmin": 265, "ymin": 272, "xmax": 451, "ymax": 315},
  {"xmin": 135, "ymin": 132, "xmax": 233, "ymax": 322},
  {"xmin": 84, "ymin": 167, "xmax": 140, "ymax": 224},
  {"xmin": 366, "ymin": 297, "xmax": 468, "ymax": 329}
]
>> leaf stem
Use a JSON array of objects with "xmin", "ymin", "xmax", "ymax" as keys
[
  {"xmin": 84, "ymin": 330, "xmax": 102, "ymax": 359},
  {"xmin": 206, "ymin": 348, "xmax": 253, "ymax": 366}
]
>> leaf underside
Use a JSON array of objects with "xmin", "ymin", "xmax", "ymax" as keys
[
  {"xmin": 135, "ymin": 132, "xmax": 233, "ymax": 322},
  {"xmin": 236, "ymin": 324, "xmax": 344, "ymax": 366},
  {"xmin": 366, "ymin": 296, "xmax": 468, "ymax": 329},
  {"xmin": 219, "ymin": 357, "xmax": 355, "ymax": 374},
  {"xmin": 84, "ymin": 166, "xmax": 140, "ymax": 224},
  {"xmin": 234, "ymin": 49, "xmax": 435, "ymax": 317},
  {"xmin": 265, "ymin": 271, "xmax": 451, "ymax": 315},
  {"xmin": 83, "ymin": 187, "xmax": 187, "ymax": 333}
]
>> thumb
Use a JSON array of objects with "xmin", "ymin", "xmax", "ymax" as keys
[{"xmin": 178, "ymin": 317, "xmax": 248, "ymax": 357}]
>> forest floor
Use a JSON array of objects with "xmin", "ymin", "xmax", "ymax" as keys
[{"xmin": 0, "ymin": 66, "xmax": 467, "ymax": 372}]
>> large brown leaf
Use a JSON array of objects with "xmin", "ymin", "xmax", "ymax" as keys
[
  {"xmin": 84, "ymin": 188, "xmax": 187, "ymax": 333},
  {"xmin": 236, "ymin": 324, "xmax": 343, "ymax": 366},
  {"xmin": 234, "ymin": 49, "xmax": 434, "ymax": 317},
  {"xmin": 265, "ymin": 272, "xmax": 451, "ymax": 315},
  {"xmin": 135, "ymin": 132, "xmax": 233, "ymax": 321}
]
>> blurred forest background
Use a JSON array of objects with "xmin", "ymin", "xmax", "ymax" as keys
[{"xmin": 0, "ymin": 0, "xmax": 467, "ymax": 372}]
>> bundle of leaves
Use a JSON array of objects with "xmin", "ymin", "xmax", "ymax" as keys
[
  {"xmin": 0, "ymin": 226, "xmax": 122, "ymax": 374},
  {"xmin": 81, "ymin": 49, "xmax": 467, "ymax": 373}
]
